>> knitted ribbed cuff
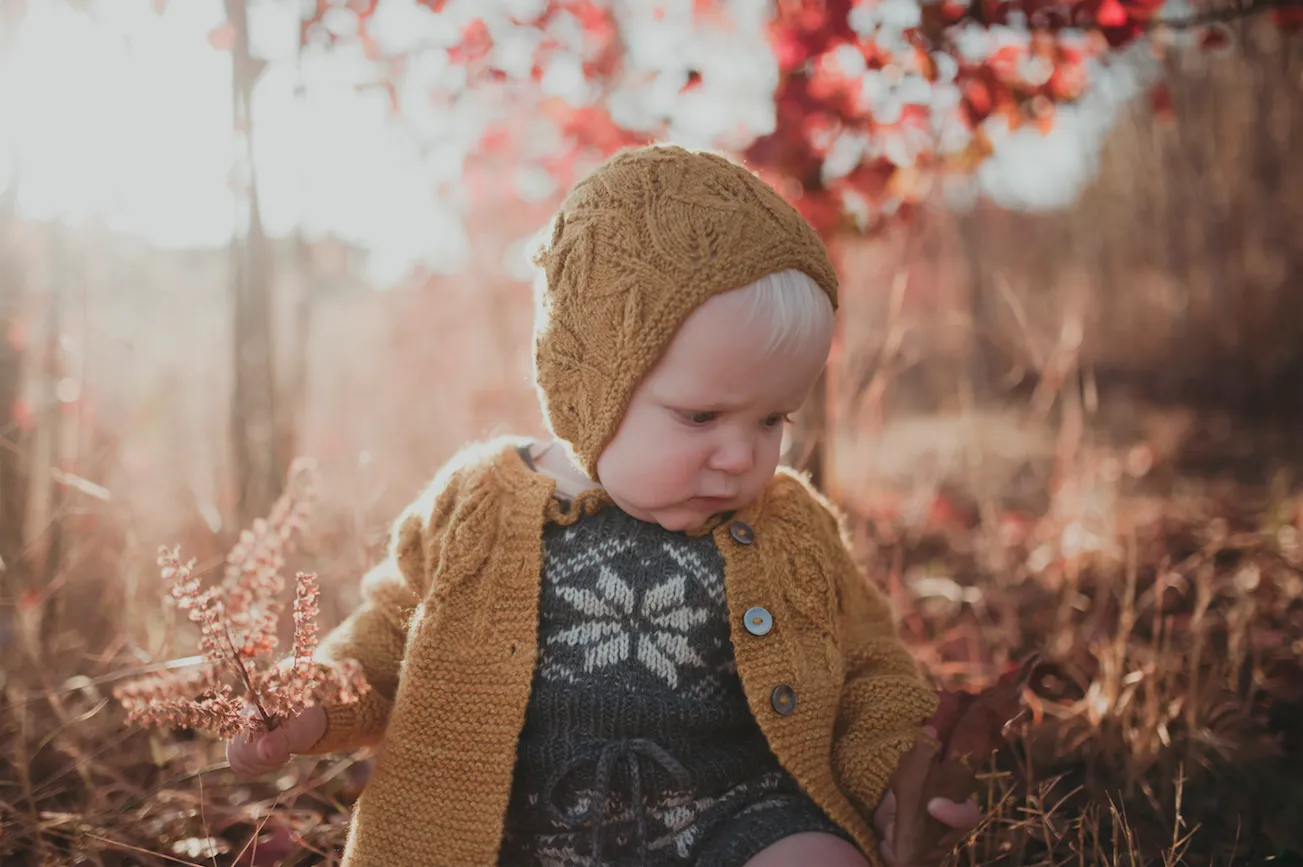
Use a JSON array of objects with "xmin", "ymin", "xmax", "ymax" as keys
[{"xmin": 306, "ymin": 694, "xmax": 391, "ymax": 755}]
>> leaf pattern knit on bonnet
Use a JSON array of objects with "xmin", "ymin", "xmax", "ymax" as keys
[{"xmin": 531, "ymin": 144, "xmax": 840, "ymax": 482}]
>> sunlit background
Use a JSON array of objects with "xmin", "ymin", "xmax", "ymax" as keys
[
  {"xmin": 1, "ymin": 0, "xmax": 1302, "ymax": 863},
  {"xmin": 1, "ymin": 0, "xmax": 1152, "ymax": 275}
]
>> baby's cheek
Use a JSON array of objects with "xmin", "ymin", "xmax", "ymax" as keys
[
  {"xmin": 671, "ymin": 448, "xmax": 712, "ymax": 491},
  {"xmin": 645, "ymin": 455, "xmax": 696, "ymax": 500}
]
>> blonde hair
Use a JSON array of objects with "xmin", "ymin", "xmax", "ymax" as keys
[{"xmin": 735, "ymin": 268, "xmax": 836, "ymax": 357}]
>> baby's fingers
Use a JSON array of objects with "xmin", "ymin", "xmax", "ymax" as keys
[
  {"xmin": 257, "ymin": 725, "xmax": 292, "ymax": 765},
  {"xmin": 927, "ymin": 797, "xmax": 981, "ymax": 831},
  {"xmin": 920, "ymin": 798, "xmax": 982, "ymax": 863},
  {"xmin": 227, "ymin": 731, "xmax": 272, "ymax": 777}
]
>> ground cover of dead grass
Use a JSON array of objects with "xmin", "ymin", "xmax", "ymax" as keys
[{"xmin": 2, "ymin": 405, "xmax": 1301, "ymax": 866}]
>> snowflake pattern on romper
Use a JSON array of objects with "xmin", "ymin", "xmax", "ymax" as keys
[{"xmin": 539, "ymin": 525, "xmax": 733, "ymax": 696}]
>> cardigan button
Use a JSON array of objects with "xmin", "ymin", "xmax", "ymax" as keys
[
  {"xmin": 729, "ymin": 521, "xmax": 754, "ymax": 545},
  {"xmin": 743, "ymin": 606, "xmax": 773, "ymax": 636},
  {"xmin": 771, "ymin": 684, "xmax": 797, "ymax": 715}
]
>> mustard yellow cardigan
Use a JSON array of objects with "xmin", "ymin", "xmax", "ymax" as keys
[{"xmin": 307, "ymin": 436, "xmax": 938, "ymax": 866}]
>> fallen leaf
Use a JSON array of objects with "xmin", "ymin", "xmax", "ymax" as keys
[{"xmin": 891, "ymin": 654, "xmax": 1042, "ymax": 867}]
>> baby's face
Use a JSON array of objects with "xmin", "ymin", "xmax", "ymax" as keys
[{"xmin": 596, "ymin": 287, "xmax": 833, "ymax": 532}]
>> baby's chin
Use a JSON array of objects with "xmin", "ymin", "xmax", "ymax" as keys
[
  {"xmin": 638, "ymin": 500, "xmax": 748, "ymax": 533},
  {"xmin": 653, "ymin": 513, "xmax": 710, "ymax": 533}
]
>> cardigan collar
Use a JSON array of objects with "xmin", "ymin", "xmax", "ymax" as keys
[{"xmin": 499, "ymin": 437, "xmax": 774, "ymax": 540}]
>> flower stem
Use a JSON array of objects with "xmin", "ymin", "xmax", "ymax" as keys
[{"xmin": 224, "ymin": 621, "xmax": 276, "ymax": 731}]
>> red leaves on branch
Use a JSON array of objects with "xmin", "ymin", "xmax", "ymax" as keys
[
  {"xmin": 447, "ymin": 18, "xmax": 493, "ymax": 66},
  {"xmin": 1199, "ymin": 23, "xmax": 1234, "ymax": 48},
  {"xmin": 287, "ymin": 0, "xmax": 1292, "ymax": 237},
  {"xmin": 770, "ymin": 0, "xmax": 856, "ymax": 72},
  {"xmin": 347, "ymin": 0, "xmax": 381, "ymax": 16},
  {"xmin": 5, "ymin": 315, "xmax": 27, "ymax": 352},
  {"xmin": 1095, "ymin": 0, "xmax": 1129, "ymax": 28},
  {"xmin": 1273, "ymin": 2, "xmax": 1303, "ymax": 29},
  {"xmin": 1149, "ymin": 81, "xmax": 1175, "ymax": 120},
  {"xmin": 1083, "ymin": 0, "xmax": 1166, "ymax": 45},
  {"xmin": 207, "ymin": 21, "xmax": 236, "ymax": 52},
  {"xmin": 890, "ymin": 654, "xmax": 1043, "ymax": 867},
  {"xmin": 11, "ymin": 398, "xmax": 34, "ymax": 432},
  {"xmin": 114, "ymin": 459, "xmax": 369, "ymax": 739}
]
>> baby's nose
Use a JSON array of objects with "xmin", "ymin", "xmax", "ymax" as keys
[{"xmin": 708, "ymin": 440, "xmax": 754, "ymax": 474}]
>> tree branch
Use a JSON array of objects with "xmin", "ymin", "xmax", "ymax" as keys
[{"xmin": 1146, "ymin": 0, "xmax": 1301, "ymax": 29}]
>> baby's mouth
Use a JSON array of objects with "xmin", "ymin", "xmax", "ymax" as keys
[{"xmin": 689, "ymin": 495, "xmax": 734, "ymax": 508}]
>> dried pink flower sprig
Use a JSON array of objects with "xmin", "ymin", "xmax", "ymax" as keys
[{"xmin": 115, "ymin": 460, "xmax": 369, "ymax": 739}]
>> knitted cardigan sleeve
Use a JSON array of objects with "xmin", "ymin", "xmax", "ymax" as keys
[
  {"xmin": 815, "ymin": 499, "xmax": 940, "ymax": 823},
  {"xmin": 302, "ymin": 464, "xmax": 464, "ymax": 755}
]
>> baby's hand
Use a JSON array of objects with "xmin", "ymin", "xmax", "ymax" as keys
[
  {"xmin": 226, "ymin": 706, "xmax": 327, "ymax": 778},
  {"xmin": 873, "ymin": 726, "xmax": 982, "ymax": 867}
]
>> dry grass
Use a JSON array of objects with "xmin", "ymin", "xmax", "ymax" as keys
[
  {"xmin": 848, "ymin": 407, "xmax": 1303, "ymax": 866},
  {"xmin": 2, "ymin": 398, "xmax": 1301, "ymax": 866}
]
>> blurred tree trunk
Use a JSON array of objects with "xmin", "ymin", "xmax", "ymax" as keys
[
  {"xmin": 0, "ymin": 179, "xmax": 27, "ymax": 652},
  {"xmin": 227, "ymin": 0, "xmax": 285, "ymax": 526},
  {"xmin": 0, "ymin": 1, "xmax": 26, "ymax": 656},
  {"xmin": 283, "ymin": 16, "xmax": 314, "ymax": 474},
  {"xmin": 284, "ymin": 235, "xmax": 312, "ymax": 475},
  {"xmin": 31, "ymin": 225, "xmax": 68, "ymax": 645},
  {"xmin": 960, "ymin": 214, "xmax": 999, "ymax": 401}
]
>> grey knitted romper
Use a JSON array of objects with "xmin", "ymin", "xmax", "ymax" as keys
[{"xmin": 498, "ymin": 449, "xmax": 854, "ymax": 866}]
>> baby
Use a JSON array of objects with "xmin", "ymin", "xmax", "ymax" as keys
[{"xmin": 228, "ymin": 145, "xmax": 977, "ymax": 866}]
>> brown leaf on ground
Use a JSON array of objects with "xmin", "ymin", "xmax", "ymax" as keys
[{"xmin": 891, "ymin": 654, "xmax": 1042, "ymax": 867}]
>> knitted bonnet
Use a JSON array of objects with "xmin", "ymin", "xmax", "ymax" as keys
[{"xmin": 532, "ymin": 144, "xmax": 839, "ymax": 482}]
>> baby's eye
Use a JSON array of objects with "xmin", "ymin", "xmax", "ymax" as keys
[
  {"xmin": 682, "ymin": 411, "xmax": 717, "ymax": 425},
  {"xmin": 763, "ymin": 413, "xmax": 793, "ymax": 428}
]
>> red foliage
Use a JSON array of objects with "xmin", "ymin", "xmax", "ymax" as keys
[
  {"xmin": 290, "ymin": 0, "xmax": 1294, "ymax": 237},
  {"xmin": 207, "ymin": 21, "xmax": 235, "ymax": 52},
  {"xmin": 1273, "ymin": 2, "xmax": 1303, "ymax": 29},
  {"xmin": 447, "ymin": 18, "xmax": 493, "ymax": 66},
  {"xmin": 5, "ymin": 315, "xmax": 26, "ymax": 351},
  {"xmin": 11, "ymin": 397, "xmax": 34, "ymax": 432},
  {"xmin": 1150, "ymin": 80, "xmax": 1175, "ymax": 120}
]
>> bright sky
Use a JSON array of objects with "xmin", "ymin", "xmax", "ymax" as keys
[{"xmin": 0, "ymin": 0, "xmax": 1151, "ymax": 285}]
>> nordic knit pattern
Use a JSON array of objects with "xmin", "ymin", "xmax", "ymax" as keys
[
  {"xmin": 499, "ymin": 494, "xmax": 849, "ymax": 866},
  {"xmin": 306, "ymin": 437, "xmax": 938, "ymax": 867},
  {"xmin": 531, "ymin": 144, "xmax": 840, "ymax": 482}
]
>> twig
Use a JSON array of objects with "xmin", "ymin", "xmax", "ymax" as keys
[
  {"xmin": 223, "ymin": 621, "xmax": 274, "ymax": 730},
  {"xmin": 82, "ymin": 833, "xmax": 206, "ymax": 867},
  {"xmin": 114, "ymin": 763, "xmax": 232, "ymax": 815},
  {"xmin": 230, "ymin": 788, "xmax": 285, "ymax": 866},
  {"xmin": 1146, "ymin": 0, "xmax": 1302, "ymax": 29},
  {"xmin": 0, "ymin": 655, "xmax": 207, "ymax": 711},
  {"xmin": 198, "ymin": 772, "xmax": 217, "ymax": 867}
]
